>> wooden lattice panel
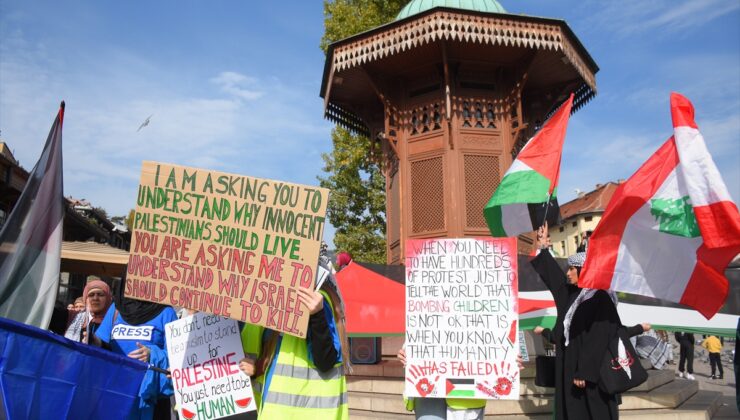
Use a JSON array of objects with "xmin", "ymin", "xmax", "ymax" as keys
[
  {"xmin": 331, "ymin": 10, "xmax": 596, "ymax": 90},
  {"xmin": 453, "ymin": 96, "xmax": 506, "ymax": 128},
  {"xmin": 410, "ymin": 156, "xmax": 445, "ymax": 234},
  {"xmin": 406, "ymin": 101, "xmax": 444, "ymax": 136},
  {"xmin": 464, "ymin": 154, "xmax": 500, "ymax": 229}
]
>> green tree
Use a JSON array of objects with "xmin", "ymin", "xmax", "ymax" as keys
[
  {"xmin": 320, "ymin": 0, "xmax": 406, "ymax": 52},
  {"xmin": 319, "ymin": 128, "xmax": 387, "ymax": 263},
  {"xmin": 319, "ymin": 0, "xmax": 404, "ymax": 263}
]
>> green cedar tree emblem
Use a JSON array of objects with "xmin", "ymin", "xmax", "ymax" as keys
[{"xmin": 649, "ymin": 196, "xmax": 700, "ymax": 238}]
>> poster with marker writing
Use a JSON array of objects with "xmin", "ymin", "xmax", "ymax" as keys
[
  {"xmin": 404, "ymin": 238, "xmax": 520, "ymax": 400},
  {"xmin": 166, "ymin": 312, "xmax": 256, "ymax": 419},
  {"xmin": 127, "ymin": 161, "xmax": 329, "ymax": 338}
]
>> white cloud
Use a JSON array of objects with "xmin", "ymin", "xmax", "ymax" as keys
[
  {"xmin": 0, "ymin": 32, "xmax": 333, "ymax": 219},
  {"xmin": 584, "ymin": 0, "xmax": 740, "ymax": 38},
  {"xmin": 210, "ymin": 71, "xmax": 264, "ymax": 101}
]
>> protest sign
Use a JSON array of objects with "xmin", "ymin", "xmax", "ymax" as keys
[
  {"xmin": 404, "ymin": 237, "xmax": 519, "ymax": 400},
  {"xmin": 128, "ymin": 161, "xmax": 329, "ymax": 337},
  {"xmin": 166, "ymin": 312, "xmax": 256, "ymax": 419}
]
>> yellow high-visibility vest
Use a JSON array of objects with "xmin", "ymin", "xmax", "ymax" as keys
[
  {"xmin": 404, "ymin": 396, "xmax": 486, "ymax": 411},
  {"xmin": 256, "ymin": 290, "xmax": 348, "ymax": 420},
  {"xmin": 240, "ymin": 322, "xmax": 265, "ymax": 410}
]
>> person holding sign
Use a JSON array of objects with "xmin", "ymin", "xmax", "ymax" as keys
[
  {"xmin": 95, "ymin": 273, "xmax": 179, "ymax": 420},
  {"xmin": 531, "ymin": 223, "xmax": 649, "ymax": 419},
  {"xmin": 238, "ymin": 261, "xmax": 350, "ymax": 419}
]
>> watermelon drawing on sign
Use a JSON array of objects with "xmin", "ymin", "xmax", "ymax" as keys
[{"xmin": 181, "ymin": 407, "xmax": 196, "ymax": 420}]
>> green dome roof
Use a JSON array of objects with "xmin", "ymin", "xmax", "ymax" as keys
[{"xmin": 396, "ymin": 0, "xmax": 507, "ymax": 21}]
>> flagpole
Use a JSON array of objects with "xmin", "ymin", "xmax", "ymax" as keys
[{"xmin": 541, "ymin": 192, "xmax": 552, "ymax": 228}]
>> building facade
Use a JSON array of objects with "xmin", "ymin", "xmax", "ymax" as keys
[{"xmin": 549, "ymin": 181, "xmax": 619, "ymax": 257}]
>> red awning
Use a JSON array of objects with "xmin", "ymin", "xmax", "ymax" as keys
[{"xmin": 336, "ymin": 261, "xmax": 406, "ymax": 336}]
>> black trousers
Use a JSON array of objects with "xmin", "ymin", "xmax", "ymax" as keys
[
  {"xmin": 709, "ymin": 352, "xmax": 723, "ymax": 377},
  {"xmin": 678, "ymin": 342, "xmax": 694, "ymax": 374}
]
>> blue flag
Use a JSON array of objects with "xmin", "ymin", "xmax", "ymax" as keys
[{"xmin": 0, "ymin": 317, "xmax": 147, "ymax": 419}]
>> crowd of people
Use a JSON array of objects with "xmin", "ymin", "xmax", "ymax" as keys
[
  {"xmin": 55, "ymin": 248, "xmax": 350, "ymax": 420},
  {"xmin": 52, "ymin": 236, "xmax": 736, "ymax": 420}
]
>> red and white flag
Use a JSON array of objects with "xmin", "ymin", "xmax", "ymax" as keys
[{"xmin": 579, "ymin": 93, "xmax": 740, "ymax": 319}]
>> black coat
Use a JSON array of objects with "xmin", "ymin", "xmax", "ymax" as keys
[
  {"xmin": 675, "ymin": 332, "xmax": 695, "ymax": 346},
  {"xmin": 532, "ymin": 251, "xmax": 642, "ymax": 419}
]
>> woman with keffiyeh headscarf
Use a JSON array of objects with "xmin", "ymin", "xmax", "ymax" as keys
[
  {"xmin": 531, "ymin": 223, "xmax": 649, "ymax": 419},
  {"xmin": 64, "ymin": 279, "xmax": 113, "ymax": 346}
]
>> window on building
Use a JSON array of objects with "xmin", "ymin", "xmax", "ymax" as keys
[
  {"xmin": 585, "ymin": 216, "xmax": 593, "ymax": 222},
  {"xmin": 561, "ymin": 241, "xmax": 565, "ymax": 254},
  {"xmin": 572, "ymin": 221, "xmax": 577, "ymax": 227},
  {"xmin": 559, "ymin": 226, "xmax": 564, "ymax": 232}
]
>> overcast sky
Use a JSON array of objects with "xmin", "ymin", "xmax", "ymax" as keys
[{"xmin": 1, "ymin": 0, "xmax": 738, "ymax": 247}]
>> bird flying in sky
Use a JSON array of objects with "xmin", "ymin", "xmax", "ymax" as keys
[{"xmin": 137, "ymin": 114, "xmax": 153, "ymax": 132}]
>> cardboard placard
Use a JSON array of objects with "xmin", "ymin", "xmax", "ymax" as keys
[
  {"xmin": 166, "ymin": 313, "xmax": 255, "ymax": 419},
  {"xmin": 404, "ymin": 238, "xmax": 519, "ymax": 400},
  {"xmin": 128, "ymin": 161, "xmax": 329, "ymax": 337}
]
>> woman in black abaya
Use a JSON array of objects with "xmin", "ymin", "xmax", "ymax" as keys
[{"xmin": 531, "ymin": 223, "xmax": 648, "ymax": 419}]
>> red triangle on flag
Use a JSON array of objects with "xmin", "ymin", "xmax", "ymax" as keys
[{"xmin": 516, "ymin": 94, "xmax": 574, "ymax": 194}]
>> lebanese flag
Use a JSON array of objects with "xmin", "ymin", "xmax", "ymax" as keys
[
  {"xmin": 0, "ymin": 102, "xmax": 65, "ymax": 328},
  {"xmin": 580, "ymin": 93, "xmax": 740, "ymax": 319},
  {"xmin": 484, "ymin": 94, "xmax": 572, "ymax": 237}
]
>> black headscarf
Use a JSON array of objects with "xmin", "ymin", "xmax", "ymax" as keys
[{"xmin": 115, "ymin": 271, "xmax": 168, "ymax": 325}]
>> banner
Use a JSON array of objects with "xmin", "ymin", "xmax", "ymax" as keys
[
  {"xmin": 128, "ymin": 161, "xmax": 329, "ymax": 337},
  {"xmin": 166, "ymin": 312, "xmax": 255, "ymax": 420},
  {"xmin": 404, "ymin": 238, "xmax": 520, "ymax": 400},
  {"xmin": 0, "ymin": 316, "xmax": 146, "ymax": 419}
]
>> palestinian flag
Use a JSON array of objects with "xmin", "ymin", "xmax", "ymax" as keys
[
  {"xmin": 446, "ymin": 378, "xmax": 476, "ymax": 398},
  {"xmin": 518, "ymin": 291, "xmax": 557, "ymax": 330},
  {"xmin": 580, "ymin": 93, "xmax": 740, "ymax": 319},
  {"xmin": 0, "ymin": 102, "xmax": 65, "ymax": 328},
  {"xmin": 484, "ymin": 94, "xmax": 573, "ymax": 237}
]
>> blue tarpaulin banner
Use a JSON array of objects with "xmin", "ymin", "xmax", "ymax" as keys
[{"xmin": 0, "ymin": 317, "xmax": 147, "ymax": 419}]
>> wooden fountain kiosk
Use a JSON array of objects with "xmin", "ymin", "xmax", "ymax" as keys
[{"xmin": 320, "ymin": 0, "xmax": 599, "ymax": 263}]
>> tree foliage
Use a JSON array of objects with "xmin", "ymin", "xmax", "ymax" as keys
[
  {"xmin": 319, "ymin": 1, "xmax": 404, "ymax": 263},
  {"xmin": 319, "ymin": 128, "xmax": 387, "ymax": 263},
  {"xmin": 320, "ymin": 0, "xmax": 406, "ymax": 53}
]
